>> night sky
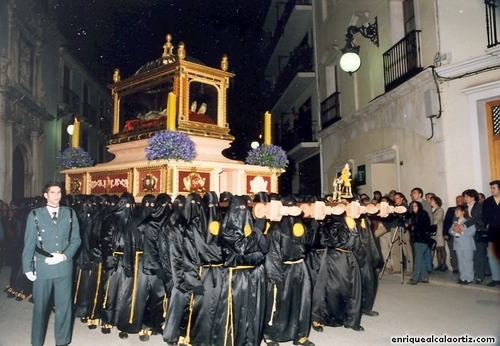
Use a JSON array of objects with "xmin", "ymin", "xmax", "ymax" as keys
[{"xmin": 53, "ymin": 0, "xmax": 271, "ymax": 159}]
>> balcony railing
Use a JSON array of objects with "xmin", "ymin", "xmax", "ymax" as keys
[
  {"xmin": 263, "ymin": 0, "xmax": 312, "ymax": 60},
  {"xmin": 267, "ymin": 47, "xmax": 314, "ymax": 108},
  {"xmin": 320, "ymin": 91, "xmax": 340, "ymax": 129},
  {"xmin": 61, "ymin": 86, "xmax": 79, "ymax": 112},
  {"xmin": 275, "ymin": 116, "xmax": 316, "ymax": 152},
  {"xmin": 485, "ymin": 0, "xmax": 499, "ymax": 48},
  {"xmin": 82, "ymin": 103, "xmax": 97, "ymax": 126},
  {"xmin": 383, "ymin": 30, "xmax": 423, "ymax": 93}
]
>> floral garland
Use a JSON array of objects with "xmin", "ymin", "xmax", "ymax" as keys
[
  {"xmin": 245, "ymin": 144, "xmax": 288, "ymax": 170},
  {"xmin": 56, "ymin": 147, "xmax": 94, "ymax": 171},
  {"xmin": 145, "ymin": 130, "xmax": 196, "ymax": 162}
]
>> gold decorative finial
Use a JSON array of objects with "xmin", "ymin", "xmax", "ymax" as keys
[
  {"xmin": 221, "ymin": 54, "xmax": 228, "ymax": 71},
  {"xmin": 178, "ymin": 42, "xmax": 186, "ymax": 60},
  {"xmin": 112, "ymin": 68, "xmax": 120, "ymax": 83},
  {"xmin": 162, "ymin": 34, "xmax": 174, "ymax": 57}
]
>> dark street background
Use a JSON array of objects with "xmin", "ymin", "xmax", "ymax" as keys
[{"xmin": 54, "ymin": 0, "xmax": 271, "ymax": 160}]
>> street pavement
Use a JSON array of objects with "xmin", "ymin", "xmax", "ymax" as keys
[{"xmin": 0, "ymin": 265, "xmax": 498, "ymax": 346}]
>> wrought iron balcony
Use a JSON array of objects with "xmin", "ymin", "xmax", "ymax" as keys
[
  {"xmin": 267, "ymin": 47, "xmax": 314, "ymax": 109},
  {"xmin": 263, "ymin": 0, "xmax": 312, "ymax": 61},
  {"xmin": 383, "ymin": 30, "xmax": 423, "ymax": 93},
  {"xmin": 486, "ymin": 0, "xmax": 500, "ymax": 48},
  {"xmin": 320, "ymin": 91, "xmax": 341, "ymax": 129},
  {"xmin": 61, "ymin": 86, "xmax": 79, "ymax": 112},
  {"xmin": 82, "ymin": 103, "xmax": 97, "ymax": 126}
]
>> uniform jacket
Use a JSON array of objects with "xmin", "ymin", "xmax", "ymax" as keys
[{"xmin": 22, "ymin": 206, "xmax": 81, "ymax": 279}]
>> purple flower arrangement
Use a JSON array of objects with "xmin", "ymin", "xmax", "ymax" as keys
[
  {"xmin": 56, "ymin": 147, "xmax": 94, "ymax": 171},
  {"xmin": 245, "ymin": 144, "xmax": 289, "ymax": 170},
  {"xmin": 145, "ymin": 130, "xmax": 196, "ymax": 162}
]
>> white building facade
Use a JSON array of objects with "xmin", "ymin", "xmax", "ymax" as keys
[{"xmin": 313, "ymin": 0, "xmax": 500, "ymax": 205}]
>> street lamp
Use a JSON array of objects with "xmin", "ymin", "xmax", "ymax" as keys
[
  {"xmin": 340, "ymin": 17, "xmax": 379, "ymax": 74},
  {"xmin": 67, "ymin": 124, "xmax": 74, "ymax": 135}
]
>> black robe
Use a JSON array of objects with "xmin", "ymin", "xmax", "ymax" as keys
[
  {"xmin": 311, "ymin": 215, "xmax": 362, "ymax": 329},
  {"xmin": 220, "ymin": 195, "xmax": 266, "ymax": 346},
  {"xmin": 100, "ymin": 192, "xmax": 135, "ymax": 328},
  {"xmin": 163, "ymin": 194, "xmax": 204, "ymax": 344},
  {"xmin": 188, "ymin": 191, "xmax": 228, "ymax": 346},
  {"xmin": 357, "ymin": 217, "xmax": 381, "ymax": 314},
  {"xmin": 263, "ymin": 196, "xmax": 312, "ymax": 344}
]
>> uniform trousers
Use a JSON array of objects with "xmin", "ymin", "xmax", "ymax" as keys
[{"xmin": 31, "ymin": 275, "xmax": 73, "ymax": 346}]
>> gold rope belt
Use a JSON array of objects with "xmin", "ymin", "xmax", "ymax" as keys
[
  {"xmin": 283, "ymin": 259, "xmax": 304, "ymax": 265},
  {"xmin": 202, "ymin": 263, "xmax": 224, "ymax": 268},
  {"xmin": 315, "ymin": 249, "xmax": 326, "ymax": 253},
  {"xmin": 335, "ymin": 247, "xmax": 352, "ymax": 253},
  {"xmin": 112, "ymin": 251, "xmax": 124, "ymax": 256},
  {"xmin": 129, "ymin": 251, "xmax": 143, "ymax": 323}
]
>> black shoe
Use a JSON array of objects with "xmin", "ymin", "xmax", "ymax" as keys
[
  {"xmin": 344, "ymin": 325, "xmax": 364, "ymax": 331},
  {"xmin": 458, "ymin": 280, "xmax": 472, "ymax": 285},
  {"xmin": 80, "ymin": 317, "xmax": 88, "ymax": 323},
  {"xmin": 88, "ymin": 325, "xmax": 97, "ymax": 330},
  {"xmin": 418, "ymin": 278, "xmax": 429, "ymax": 284},
  {"xmin": 407, "ymin": 279, "xmax": 418, "ymax": 285},
  {"xmin": 266, "ymin": 341, "xmax": 280, "ymax": 346},
  {"xmin": 101, "ymin": 327, "xmax": 111, "ymax": 334},
  {"xmin": 452, "ymin": 270, "xmax": 459, "ymax": 274},
  {"xmin": 312, "ymin": 321, "xmax": 324, "ymax": 332},
  {"xmin": 474, "ymin": 279, "xmax": 483, "ymax": 285},
  {"xmin": 363, "ymin": 310, "xmax": 379, "ymax": 316},
  {"xmin": 119, "ymin": 331, "xmax": 128, "ymax": 339},
  {"xmin": 486, "ymin": 280, "xmax": 500, "ymax": 287}
]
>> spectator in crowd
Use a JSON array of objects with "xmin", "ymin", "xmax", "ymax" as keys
[
  {"xmin": 478, "ymin": 193, "xmax": 486, "ymax": 204},
  {"xmin": 406, "ymin": 201, "xmax": 432, "ymax": 285},
  {"xmin": 430, "ymin": 196, "xmax": 446, "ymax": 271},
  {"xmin": 411, "ymin": 188, "xmax": 433, "ymax": 272},
  {"xmin": 443, "ymin": 195, "xmax": 464, "ymax": 274},
  {"xmin": 372, "ymin": 191, "xmax": 382, "ymax": 203},
  {"xmin": 462, "ymin": 189, "xmax": 487, "ymax": 284},
  {"xmin": 388, "ymin": 193, "xmax": 413, "ymax": 276},
  {"xmin": 482, "ymin": 180, "xmax": 500, "ymax": 287},
  {"xmin": 449, "ymin": 205, "xmax": 476, "ymax": 284}
]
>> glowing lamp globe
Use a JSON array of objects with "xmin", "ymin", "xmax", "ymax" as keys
[
  {"xmin": 340, "ymin": 52, "xmax": 361, "ymax": 74},
  {"xmin": 67, "ymin": 124, "xmax": 74, "ymax": 135}
]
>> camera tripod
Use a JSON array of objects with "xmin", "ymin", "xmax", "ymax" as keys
[{"xmin": 379, "ymin": 221, "xmax": 407, "ymax": 283}]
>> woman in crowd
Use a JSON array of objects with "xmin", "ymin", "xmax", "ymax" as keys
[
  {"xmin": 449, "ymin": 205, "xmax": 476, "ymax": 284},
  {"xmin": 430, "ymin": 196, "xmax": 446, "ymax": 271},
  {"xmin": 407, "ymin": 201, "xmax": 432, "ymax": 285}
]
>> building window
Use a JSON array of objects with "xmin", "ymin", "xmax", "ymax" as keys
[
  {"xmin": 492, "ymin": 104, "xmax": 500, "ymax": 135},
  {"xmin": 18, "ymin": 37, "xmax": 33, "ymax": 92},
  {"xmin": 403, "ymin": 0, "xmax": 415, "ymax": 34}
]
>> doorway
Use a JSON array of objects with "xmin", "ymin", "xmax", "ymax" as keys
[{"xmin": 486, "ymin": 100, "xmax": 500, "ymax": 179}]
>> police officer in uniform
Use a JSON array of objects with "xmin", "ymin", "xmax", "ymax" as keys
[{"xmin": 22, "ymin": 181, "xmax": 81, "ymax": 346}]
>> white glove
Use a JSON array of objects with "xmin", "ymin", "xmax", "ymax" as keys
[
  {"xmin": 25, "ymin": 272, "xmax": 37, "ymax": 281},
  {"xmin": 44, "ymin": 253, "xmax": 67, "ymax": 265}
]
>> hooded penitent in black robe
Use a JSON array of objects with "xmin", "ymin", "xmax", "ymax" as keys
[
  {"xmin": 74, "ymin": 195, "xmax": 101, "ymax": 320},
  {"xmin": 163, "ymin": 194, "xmax": 204, "ymax": 344},
  {"xmin": 311, "ymin": 214, "xmax": 363, "ymax": 331},
  {"xmin": 187, "ymin": 191, "xmax": 228, "ymax": 346},
  {"xmin": 263, "ymin": 195, "xmax": 314, "ymax": 345},
  {"xmin": 100, "ymin": 192, "xmax": 135, "ymax": 333},
  {"xmin": 356, "ymin": 217, "xmax": 382, "ymax": 316},
  {"xmin": 130, "ymin": 194, "xmax": 172, "ymax": 339},
  {"xmin": 220, "ymin": 195, "xmax": 266, "ymax": 346}
]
